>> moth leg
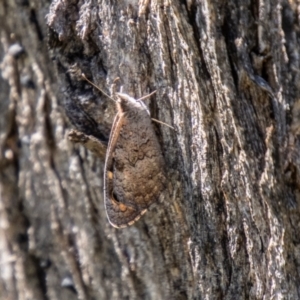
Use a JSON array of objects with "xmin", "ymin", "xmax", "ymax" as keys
[{"xmin": 68, "ymin": 129, "xmax": 107, "ymax": 159}]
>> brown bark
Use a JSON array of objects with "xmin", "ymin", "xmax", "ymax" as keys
[{"xmin": 1, "ymin": 0, "xmax": 300, "ymax": 299}]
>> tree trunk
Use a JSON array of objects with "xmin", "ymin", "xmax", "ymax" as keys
[{"xmin": 1, "ymin": 0, "xmax": 299, "ymax": 299}]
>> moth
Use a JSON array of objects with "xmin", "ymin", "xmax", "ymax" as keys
[{"xmin": 104, "ymin": 92, "xmax": 166, "ymax": 228}]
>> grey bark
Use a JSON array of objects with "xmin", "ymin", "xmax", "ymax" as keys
[{"xmin": 0, "ymin": 0, "xmax": 299, "ymax": 299}]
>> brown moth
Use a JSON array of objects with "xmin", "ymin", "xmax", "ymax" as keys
[{"xmin": 104, "ymin": 93, "xmax": 166, "ymax": 228}]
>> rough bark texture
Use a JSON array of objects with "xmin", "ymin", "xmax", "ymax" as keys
[{"xmin": 1, "ymin": 0, "xmax": 300, "ymax": 299}]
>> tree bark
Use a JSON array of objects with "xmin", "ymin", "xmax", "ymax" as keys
[{"xmin": 1, "ymin": 0, "xmax": 300, "ymax": 299}]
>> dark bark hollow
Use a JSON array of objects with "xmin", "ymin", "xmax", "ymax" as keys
[{"xmin": 0, "ymin": 0, "xmax": 300, "ymax": 299}]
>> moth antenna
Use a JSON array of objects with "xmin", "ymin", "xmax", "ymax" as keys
[
  {"xmin": 137, "ymin": 90, "xmax": 174, "ymax": 130},
  {"xmin": 151, "ymin": 118, "xmax": 175, "ymax": 130},
  {"xmin": 81, "ymin": 73, "xmax": 116, "ymax": 103},
  {"xmin": 137, "ymin": 90, "xmax": 157, "ymax": 101}
]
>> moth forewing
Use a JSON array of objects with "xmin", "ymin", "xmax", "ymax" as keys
[{"xmin": 104, "ymin": 92, "xmax": 166, "ymax": 228}]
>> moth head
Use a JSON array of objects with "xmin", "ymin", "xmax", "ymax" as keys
[{"xmin": 116, "ymin": 93, "xmax": 150, "ymax": 115}]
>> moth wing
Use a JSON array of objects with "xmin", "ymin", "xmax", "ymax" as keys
[
  {"xmin": 103, "ymin": 113, "xmax": 148, "ymax": 227},
  {"xmin": 104, "ymin": 97, "xmax": 166, "ymax": 228},
  {"xmin": 105, "ymin": 194, "xmax": 148, "ymax": 228}
]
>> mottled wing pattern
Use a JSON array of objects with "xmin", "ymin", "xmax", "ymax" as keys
[{"xmin": 104, "ymin": 93, "xmax": 166, "ymax": 228}]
